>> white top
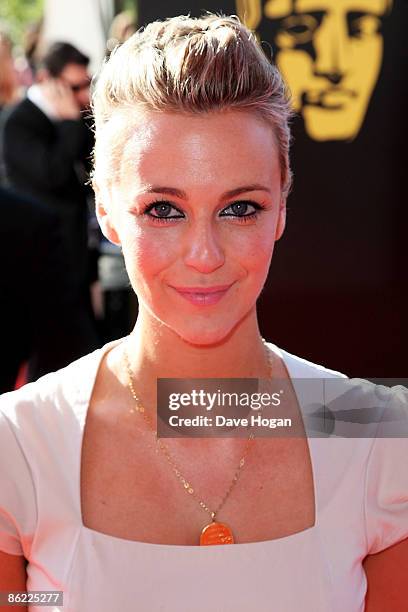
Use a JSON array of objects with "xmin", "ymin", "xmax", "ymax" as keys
[{"xmin": 0, "ymin": 339, "xmax": 407, "ymax": 612}]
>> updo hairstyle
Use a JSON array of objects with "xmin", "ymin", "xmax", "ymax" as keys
[{"xmin": 91, "ymin": 13, "xmax": 293, "ymax": 198}]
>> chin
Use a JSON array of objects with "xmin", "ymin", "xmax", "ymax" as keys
[
  {"xmin": 180, "ymin": 330, "xmax": 232, "ymax": 347},
  {"xmin": 163, "ymin": 312, "xmax": 251, "ymax": 348}
]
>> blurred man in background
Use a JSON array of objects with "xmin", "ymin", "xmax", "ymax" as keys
[
  {"xmin": 0, "ymin": 187, "xmax": 98, "ymax": 392},
  {"xmin": 2, "ymin": 41, "xmax": 100, "ymax": 360}
]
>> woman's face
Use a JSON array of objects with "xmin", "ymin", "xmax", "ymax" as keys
[{"xmin": 97, "ymin": 109, "xmax": 286, "ymax": 345}]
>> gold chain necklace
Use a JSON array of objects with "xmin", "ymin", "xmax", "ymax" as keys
[{"xmin": 123, "ymin": 337, "xmax": 273, "ymax": 546}]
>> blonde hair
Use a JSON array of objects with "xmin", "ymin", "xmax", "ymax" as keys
[{"xmin": 92, "ymin": 13, "xmax": 293, "ymax": 198}]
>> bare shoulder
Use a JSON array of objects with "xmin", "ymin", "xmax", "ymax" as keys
[
  {"xmin": 0, "ymin": 550, "xmax": 28, "ymax": 611},
  {"xmin": 85, "ymin": 342, "xmax": 138, "ymax": 435},
  {"xmin": 364, "ymin": 537, "xmax": 408, "ymax": 611},
  {"xmin": 89, "ymin": 343, "xmax": 127, "ymax": 408}
]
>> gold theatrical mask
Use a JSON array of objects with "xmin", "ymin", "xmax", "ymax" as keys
[{"xmin": 236, "ymin": 0, "xmax": 393, "ymax": 141}]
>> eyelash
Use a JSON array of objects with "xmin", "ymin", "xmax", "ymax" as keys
[{"xmin": 140, "ymin": 200, "xmax": 266, "ymax": 225}]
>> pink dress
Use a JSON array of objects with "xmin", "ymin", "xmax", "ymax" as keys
[{"xmin": 0, "ymin": 339, "xmax": 407, "ymax": 612}]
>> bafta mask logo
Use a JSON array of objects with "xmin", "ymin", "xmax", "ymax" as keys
[{"xmin": 236, "ymin": 0, "xmax": 393, "ymax": 141}]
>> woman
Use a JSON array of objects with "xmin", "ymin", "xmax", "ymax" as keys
[{"xmin": 0, "ymin": 14, "xmax": 407, "ymax": 612}]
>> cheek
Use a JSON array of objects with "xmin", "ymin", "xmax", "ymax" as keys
[
  {"xmin": 277, "ymin": 51, "xmax": 314, "ymax": 86},
  {"xmin": 120, "ymin": 213, "xmax": 277, "ymax": 290},
  {"xmin": 227, "ymin": 225, "xmax": 276, "ymax": 277},
  {"xmin": 276, "ymin": 51, "xmax": 314, "ymax": 113},
  {"xmin": 121, "ymin": 225, "xmax": 180, "ymax": 284},
  {"xmin": 250, "ymin": 241, "xmax": 275, "ymax": 280},
  {"xmin": 350, "ymin": 38, "xmax": 382, "ymax": 86}
]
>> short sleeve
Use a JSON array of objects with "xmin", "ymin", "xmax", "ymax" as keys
[
  {"xmin": 364, "ymin": 385, "xmax": 408, "ymax": 554},
  {"xmin": 0, "ymin": 404, "xmax": 37, "ymax": 557}
]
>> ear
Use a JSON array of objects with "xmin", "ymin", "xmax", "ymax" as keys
[
  {"xmin": 275, "ymin": 197, "xmax": 286, "ymax": 241},
  {"xmin": 94, "ymin": 182, "xmax": 121, "ymax": 246},
  {"xmin": 35, "ymin": 68, "xmax": 49, "ymax": 83}
]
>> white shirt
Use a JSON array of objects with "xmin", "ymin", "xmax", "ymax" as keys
[
  {"xmin": 0, "ymin": 339, "xmax": 407, "ymax": 612},
  {"xmin": 27, "ymin": 84, "xmax": 58, "ymax": 121}
]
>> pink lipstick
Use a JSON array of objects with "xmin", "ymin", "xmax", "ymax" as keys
[{"xmin": 169, "ymin": 283, "xmax": 233, "ymax": 306}]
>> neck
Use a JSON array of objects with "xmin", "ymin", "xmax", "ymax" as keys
[{"xmin": 125, "ymin": 305, "xmax": 271, "ymax": 381}]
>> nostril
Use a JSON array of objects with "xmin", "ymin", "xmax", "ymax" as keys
[{"xmin": 315, "ymin": 71, "xmax": 344, "ymax": 85}]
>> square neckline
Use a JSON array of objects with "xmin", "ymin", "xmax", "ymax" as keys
[{"xmin": 76, "ymin": 337, "xmax": 319, "ymax": 549}]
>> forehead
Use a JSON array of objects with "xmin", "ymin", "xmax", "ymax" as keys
[
  {"xmin": 60, "ymin": 62, "xmax": 89, "ymax": 81},
  {"xmin": 294, "ymin": 0, "xmax": 389, "ymax": 13},
  {"xmin": 117, "ymin": 109, "xmax": 281, "ymax": 194}
]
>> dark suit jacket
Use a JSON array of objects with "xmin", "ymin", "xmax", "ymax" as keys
[
  {"xmin": 2, "ymin": 98, "xmax": 93, "ymax": 292},
  {"xmin": 1, "ymin": 187, "xmax": 99, "ymax": 393}
]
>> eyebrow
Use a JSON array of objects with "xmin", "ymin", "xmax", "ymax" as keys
[
  {"xmin": 295, "ymin": 0, "xmax": 386, "ymax": 15},
  {"xmin": 141, "ymin": 184, "xmax": 272, "ymax": 200}
]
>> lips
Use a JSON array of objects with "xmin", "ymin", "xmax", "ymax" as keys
[
  {"xmin": 304, "ymin": 88, "xmax": 356, "ymax": 108},
  {"xmin": 169, "ymin": 283, "xmax": 234, "ymax": 306}
]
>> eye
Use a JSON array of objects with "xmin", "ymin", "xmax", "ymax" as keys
[
  {"xmin": 347, "ymin": 13, "xmax": 382, "ymax": 39},
  {"xmin": 143, "ymin": 200, "xmax": 185, "ymax": 222},
  {"xmin": 219, "ymin": 200, "xmax": 264, "ymax": 219},
  {"xmin": 140, "ymin": 199, "xmax": 265, "ymax": 225},
  {"xmin": 275, "ymin": 13, "xmax": 324, "ymax": 49}
]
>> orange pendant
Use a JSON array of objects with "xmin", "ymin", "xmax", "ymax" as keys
[{"xmin": 200, "ymin": 521, "xmax": 234, "ymax": 545}]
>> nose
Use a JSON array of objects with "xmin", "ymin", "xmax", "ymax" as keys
[
  {"xmin": 313, "ymin": 11, "xmax": 350, "ymax": 83},
  {"xmin": 182, "ymin": 221, "xmax": 225, "ymax": 274}
]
